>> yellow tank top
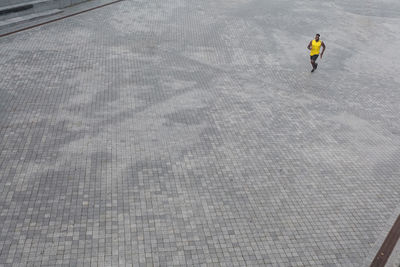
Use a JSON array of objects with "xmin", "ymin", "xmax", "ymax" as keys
[{"xmin": 310, "ymin": 39, "xmax": 321, "ymax": 56}]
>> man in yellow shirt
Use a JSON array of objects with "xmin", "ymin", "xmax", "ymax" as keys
[{"xmin": 307, "ymin": 34, "xmax": 326, "ymax": 72}]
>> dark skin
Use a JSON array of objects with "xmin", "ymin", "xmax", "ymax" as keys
[{"xmin": 307, "ymin": 35, "xmax": 326, "ymax": 70}]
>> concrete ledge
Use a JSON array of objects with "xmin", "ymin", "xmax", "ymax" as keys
[
  {"xmin": 0, "ymin": 4, "xmax": 33, "ymax": 16},
  {"xmin": 0, "ymin": 0, "xmax": 123, "ymax": 36},
  {"xmin": 0, "ymin": 8, "xmax": 62, "ymax": 30},
  {"xmin": 0, "ymin": 0, "xmax": 90, "ymax": 10},
  {"xmin": 0, "ymin": 0, "xmax": 57, "ymax": 20},
  {"xmin": 55, "ymin": 0, "xmax": 90, "ymax": 8},
  {"xmin": 0, "ymin": 0, "xmax": 32, "ymax": 8},
  {"xmin": 0, "ymin": 0, "xmax": 90, "ymax": 29}
]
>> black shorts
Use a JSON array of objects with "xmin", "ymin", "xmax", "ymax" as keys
[{"xmin": 310, "ymin": 54, "xmax": 319, "ymax": 61}]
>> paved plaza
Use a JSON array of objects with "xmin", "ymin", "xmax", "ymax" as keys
[{"xmin": 1, "ymin": 0, "xmax": 400, "ymax": 265}]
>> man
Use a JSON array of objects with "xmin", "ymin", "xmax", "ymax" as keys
[{"xmin": 307, "ymin": 34, "xmax": 326, "ymax": 72}]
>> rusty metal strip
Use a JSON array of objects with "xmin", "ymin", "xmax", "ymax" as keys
[
  {"xmin": 370, "ymin": 214, "xmax": 400, "ymax": 267},
  {"xmin": 0, "ymin": 0, "xmax": 124, "ymax": 38}
]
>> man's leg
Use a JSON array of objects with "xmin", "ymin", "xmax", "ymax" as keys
[{"xmin": 311, "ymin": 60, "xmax": 316, "ymax": 72}]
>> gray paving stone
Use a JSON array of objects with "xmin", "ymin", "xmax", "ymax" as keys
[{"xmin": 0, "ymin": 0, "xmax": 400, "ymax": 266}]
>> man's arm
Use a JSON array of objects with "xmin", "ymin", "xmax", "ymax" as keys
[
  {"xmin": 307, "ymin": 41, "xmax": 312, "ymax": 50},
  {"xmin": 320, "ymin": 42, "xmax": 326, "ymax": 58}
]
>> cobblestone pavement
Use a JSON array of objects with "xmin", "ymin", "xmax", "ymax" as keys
[{"xmin": 1, "ymin": 0, "xmax": 400, "ymax": 266}]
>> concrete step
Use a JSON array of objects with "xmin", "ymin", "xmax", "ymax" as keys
[
  {"xmin": 0, "ymin": 0, "xmax": 58, "ymax": 20},
  {"xmin": 0, "ymin": 8, "xmax": 62, "ymax": 30}
]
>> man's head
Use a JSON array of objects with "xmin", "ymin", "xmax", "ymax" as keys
[{"xmin": 315, "ymin": 34, "xmax": 320, "ymax": 41}]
